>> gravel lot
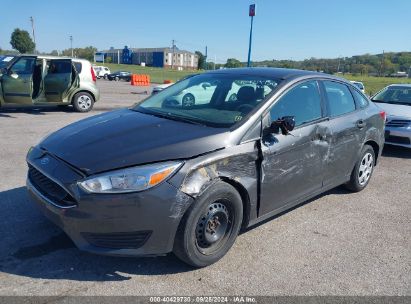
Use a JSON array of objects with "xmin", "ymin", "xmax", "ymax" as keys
[{"xmin": 0, "ymin": 80, "xmax": 410, "ymax": 296}]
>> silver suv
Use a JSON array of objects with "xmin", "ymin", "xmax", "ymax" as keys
[{"xmin": 0, "ymin": 55, "xmax": 100, "ymax": 112}]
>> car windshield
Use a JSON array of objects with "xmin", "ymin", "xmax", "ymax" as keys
[
  {"xmin": 132, "ymin": 73, "xmax": 281, "ymax": 128},
  {"xmin": 372, "ymin": 86, "xmax": 411, "ymax": 106},
  {"xmin": 0, "ymin": 56, "xmax": 15, "ymax": 69}
]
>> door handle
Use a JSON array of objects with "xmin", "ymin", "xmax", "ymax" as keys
[{"xmin": 356, "ymin": 120, "xmax": 366, "ymax": 129}]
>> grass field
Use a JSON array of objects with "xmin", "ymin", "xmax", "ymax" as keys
[
  {"xmin": 336, "ymin": 74, "xmax": 411, "ymax": 96},
  {"xmin": 100, "ymin": 63, "xmax": 411, "ymax": 95},
  {"xmin": 100, "ymin": 63, "xmax": 198, "ymax": 83}
]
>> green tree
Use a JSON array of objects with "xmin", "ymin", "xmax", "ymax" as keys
[
  {"xmin": 61, "ymin": 46, "xmax": 97, "ymax": 61},
  {"xmin": 195, "ymin": 51, "xmax": 205, "ymax": 70},
  {"xmin": 225, "ymin": 58, "xmax": 243, "ymax": 68},
  {"xmin": 10, "ymin": 28, "xmax": 35, "ymax": 53}
]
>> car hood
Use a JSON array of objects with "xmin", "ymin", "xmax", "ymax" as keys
[
  {"xmin": 40, "ymin": 109, "xmax": 229, "ymax": 175},
  {"xmin": 374, "ymin": 102, "xmax": 411, "ymax": 119}
]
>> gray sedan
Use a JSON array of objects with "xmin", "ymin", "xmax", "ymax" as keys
[
  {"xmin": 26, "ymin": 68, "xmax": 385, "ymax": 267},
  {"xmin": 371, "ymin": 84, "xmax": 411, "ymax": 148}
]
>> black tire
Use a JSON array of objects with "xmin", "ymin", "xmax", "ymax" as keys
[
  {"xmin": 126, "ymin": 77, "xmax": 131, "ymax": 82},
  {"xmin": 115, "ymin": 76, "xmax": 120, "ymax": 81},
  {"xmin": 104, "ymin": 74, "xmax": 108, "ymax": 80},
  {"xmin": 345, "ymin": 144, "xmax": 375, "ymax": 192},
  {"xmin": 173, "ymin": 181, "xmax": 243, "ymax": 267},
  {"xmin": 72, "ymin": 92, "xmax": 94, "ymax": 113},
  {"xmin": 182, "ymin": 93, "xmax": 195, "ymax": 107}
]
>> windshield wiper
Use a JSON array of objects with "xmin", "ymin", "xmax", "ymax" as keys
[{"xmin": 134, "ymin": 107, "xmax": 207, "ymax": 126}]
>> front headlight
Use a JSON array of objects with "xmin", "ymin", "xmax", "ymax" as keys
[{"xmin": 78, "ymin": 161, "xmax": 182, "ymax": 193}]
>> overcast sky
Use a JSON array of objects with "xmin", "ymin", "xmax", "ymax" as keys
[{"xmin": 1, "ymin": 0, "xmax": 410, "ymax": 63}]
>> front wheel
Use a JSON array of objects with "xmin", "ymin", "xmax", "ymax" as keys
[
  {"xmin": 345, "ymin": 144, "xmax": 375, "ymax": 192},
  {"xmin": 173, "ymin": 181, "xmax": 243, "ymax": 267},
  {"xmin": 182, "ymin": 93, "xmax": 195, "ymax": 107},
  {"xmin": 115, "ymin": 76, "xmax": 119, "ymax": 81},
  {"xmin": 72, "ymin": 92, "xmax": 94, "ymax": 112}
]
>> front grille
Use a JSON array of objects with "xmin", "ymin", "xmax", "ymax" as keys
[
  {"xmin": 386, "ymin": 120, "xmax": 411, "ymax": 127},
  {"xmin": 386, "ymin": 135, "xmax": 411, "ymax": 145},
  {"xmin": 28, "ymin": 165, "xmax": 76, "ymax": 207},
  {"xmin": 81, "ymin": 231, "xmax": 152, "ymax": 249}
]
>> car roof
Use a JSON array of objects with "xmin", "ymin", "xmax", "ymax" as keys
[
  {"xmin": 13, "ymin": 54, "xmax": 90, "ymax": 63},
  {"xmin": 206, "ymin": 67, "xmax": 335, "ymax": 80}
]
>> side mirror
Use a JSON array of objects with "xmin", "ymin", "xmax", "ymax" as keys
[
  {"xmin": 269, "ymin": 116, "xmax": 296, "ymax": 135},
  {"xmin": 202, "ymin": 82, "xmax": 211, "ymax": 89}
]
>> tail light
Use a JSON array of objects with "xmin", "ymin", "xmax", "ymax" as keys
[
  {"xmin": 379, "ymin": 111, "xmax": 386, "ymax": 123},
  {"xmin": 90, "ymin": 67, "xmax": 96, "ymax": 82}
]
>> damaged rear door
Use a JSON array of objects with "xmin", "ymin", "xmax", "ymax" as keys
[
  {"xmin": 258, "ymin": 80, "xmax": 331, "ymax": 216},
  {"xmin": 44, "ymin": 59, "xmax": 79, "ymax": 102}
]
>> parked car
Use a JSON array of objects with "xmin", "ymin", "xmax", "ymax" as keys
[
  {"xmin": 107, "ymin": 71, "xmax": 131, "ymax": 81},
  {"xmin": 350, "ymin": 81, "xmax": 365, "ymax": 94},
  {"xmin": 371, "ymin": 84, "xmax": 411, "ymax": 148},
  {"xmin": 0, "ymin": 55, "xmax": 99, "ymax": 112},
  {"xmin": 26, "ymin": 68, "xmax": 385, "ymax": 267},
  {"xmin": 93, "ymin": 66, "xmax": 111, "ymax": 79}
]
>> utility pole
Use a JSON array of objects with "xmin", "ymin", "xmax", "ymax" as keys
[
  {"xmin": 247, "ymin": 4, "xmax": 256, "ymax": 67},
  {"xmin": 379, "ymin": 50, "xmax": 385, "ymax": 76},
  {"xmin": 205, "ymin": 46, "xmax": 208, "ymax": 70},
  {"xmin": 30, "ymin": 16, "xmax": 36, "ymax": 53},
  {"xmin": 171, "ymin": 39, "xmax": 176, "ymax": 69},
  {"xmin": 69, "ymin": 35, "xmax": 73, "ymax": 57},
  {"xmin": 337, "ymin": 55, "xmax": 341, "ymax": 73}
]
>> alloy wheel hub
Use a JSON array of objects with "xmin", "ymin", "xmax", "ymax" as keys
[{"xmin": 358, "ymin": 152, "xmax": 373, "ymax": 186}]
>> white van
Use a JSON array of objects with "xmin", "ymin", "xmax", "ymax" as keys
[{"xmin": 93, "ymin": 66, "xmax": 111, "ymax": 79}]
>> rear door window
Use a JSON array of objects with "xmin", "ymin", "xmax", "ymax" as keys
[
  {"xmin": 351, "ymin": 89, "xmax": 369, "ymax": 108},
  {"xmin": 74, "ymin": 62, "xmax": 82, "ymax": 73},
  {"xmin": 323, "ymin": 81, "xmax": 356, "ymax": 117},
  {"xmin": 48, "ymin": 60, "xmax": 72, "ymax": 74}
]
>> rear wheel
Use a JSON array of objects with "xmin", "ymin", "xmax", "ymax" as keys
[
  {"xmin": 345, "ymin": 144, "xmax": 375, "ymax": 192},
  {"xmin": 115, "ymin": 76, "xmax": 119, "ymax": 81},
  {"xmin": 173, "ymin": 181, "xmax": 243, "ymax": 267},
  {"xmin": 72, "ymin": 92, "xmax": 94, "ymax": 112}
]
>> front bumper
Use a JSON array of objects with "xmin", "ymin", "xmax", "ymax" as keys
[
  {"xmin": 385, "ymin": 126, "xmax": 411, "ymax": 148},
  {"xmin": 26, "ymin": 149, "xmax": 194, "ymax": 257}
]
